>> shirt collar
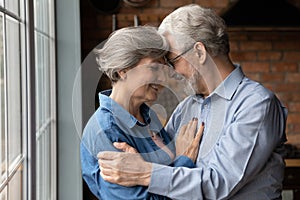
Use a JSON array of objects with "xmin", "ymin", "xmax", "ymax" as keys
[
  {"xmin": 191, "ymin": 64, "xmax": 244, "ymax": 101},
  {"xmin": 98, "ymin": 89, "xmax": 151, "ymax": 128},
  {"xmin": 213, "ymin": 64, "xmax": 244, "ymax": 100}
]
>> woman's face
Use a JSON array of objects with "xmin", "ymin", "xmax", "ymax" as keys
[{"xmin": 125, "ymin": 57, "xmax": 167, "ymax": 104}]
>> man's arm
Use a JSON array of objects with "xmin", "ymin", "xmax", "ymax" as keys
[
  {"xmin": 99, "ymin": 151, "xmax": 152, "ymax": 186},
  {"xmin": 98, "ymin": 93, "xmax": 287, "ymax": 199},
  {"xmin": 148, "ymin": 93, "xmax": 287, "ymax": 199},
  {"xmin": 98, "ymin": 118, "xmax": 204, "ymax": 186}
]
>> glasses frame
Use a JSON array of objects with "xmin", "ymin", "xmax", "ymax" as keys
[{"xmin": 165, "ymin": 45, "xmax": 194, "ymax": 69}]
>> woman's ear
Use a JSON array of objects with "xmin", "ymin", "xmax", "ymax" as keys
[
  {"xmin": 194, "ymin": 42, "xmax": 206, "ymax": 64},
  {"xmin": 117, "ymin": 70, "xmax": 127, "ymax": 80}
]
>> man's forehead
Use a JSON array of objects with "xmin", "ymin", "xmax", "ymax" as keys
[
  {"xmin": 163, "ymin": 32, "xmax": 195, "ymax": 52},
  {"xmin": 164, "ymin": 33, "xmax": 182, "ymax": 52}
]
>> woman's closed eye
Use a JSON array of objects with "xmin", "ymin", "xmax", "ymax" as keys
[
  {"xmin": 147, "ymin": 63, "xmax": 165, "ymax": 72},
  {"xmin": 149, "ymin": 65, "xmax": 159, "ymax": 71}
]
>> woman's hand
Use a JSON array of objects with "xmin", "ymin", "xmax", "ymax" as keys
[
  {"xmin": 113, "ymin": 142, "xmax": 138, "ymax": 153},
  {"xmin": 176, "ymin": 118, "xmax": 204, "ymax": 162}
]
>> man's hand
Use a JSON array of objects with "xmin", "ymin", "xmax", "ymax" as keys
[
  {"xmin": 176, "ymin": 118, "xmax": 204, "ymax": 162},
  {"xmin": 97, "ymin": 151, "xmax": 152, "ymax": 187}
]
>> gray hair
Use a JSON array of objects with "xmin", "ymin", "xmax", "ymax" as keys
[
  {"xmin": 95, "ymin": 26, "xmax": 169, "ymax": 83},
  {"xmin": 158, "ymin": 4, "xmax": 229, "ymax": 57}
]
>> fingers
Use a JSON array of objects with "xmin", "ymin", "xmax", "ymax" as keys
[
  {"xmin": 178, "ymin": 124, "xmax": 187, "ymax": 136},
  {"xmin": 183, "ymin": 118, "xmax": 198, "ymax": 142},
  {"xmin": 178, "ymin": 117, "xmax": 198, "ymax": 137},
  {"xmin": 100, "ymin": 167, "xmax": 121, "ymax": 184},
  {"xmin": 182, "ymin": 121, "xmax": 204, "ymax": 162},
  {"xmin": 187, "ymin": 118, "xmax": 198, "ymax": 137},
  {"xmin": 194, "ymin": 122, "xmax": 204, "ymax": 142},
  {"xmin": 98, "ymin": 155, "xmax": 115, "ymax": 171},
  {"xmin": 113, "ymin": 142, "xmax": 138, "ymax": 153},
  {"xmin": 99, "ymin": 162, "xmax": 112, "ymax": 175},
  {"xmin": 190, "ymin": 122, "xmax": 204, "ymax": 148},
  {"xmin": 97, "ymin": 151, "xmax": 122, "ymax": 160},
  {"xmin": 176, "ymin": 118, "xmax": 200, "ymax": 156}
]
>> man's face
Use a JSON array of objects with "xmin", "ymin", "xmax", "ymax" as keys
[{"xmin": 165, "ymin": 33, "xmax": 207, "ymax": 95}]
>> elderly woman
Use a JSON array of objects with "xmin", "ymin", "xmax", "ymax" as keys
[{"xmin": 80, "ymin": 26, "xmax": 203, "ymax": 200}]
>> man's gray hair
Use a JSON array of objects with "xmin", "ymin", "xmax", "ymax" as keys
[
  {"xmin": 95, "ymin": 26, "xmax": 169, "ymax": 83},
  {"xmin": 158, "ymin": 4, "xmax": 229, "ymax": 57}
]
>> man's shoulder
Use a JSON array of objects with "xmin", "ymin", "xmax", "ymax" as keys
[{"xmin": 241, "ymin": 77, "xmax": 276, "ymax": 100}]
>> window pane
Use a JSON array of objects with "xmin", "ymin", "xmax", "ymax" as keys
[
  {"xmin": 8, "ymin": 165, "xmax": 22, "ymax": 200},
  {"xmin": 0, "ymin": 186, "xmax": 7, "ymax": 200},
  {"xmin": 35, "ymin": 31, "xmax": 53, "ymax": 200},
  {"xmin": 19, "ymin": 0, "xmax": 24, "ymax": 21},
  {"xmin": 33, "ymin": 0, "xmax": 39, "ymax": 31},
  {"xmin": 6, "ymin": 16, "xmax": 21, "ymax": 169},
  {"xmin": 36, "ymin": 127, "xmax": 51, "ymax": 200},
  {"xmin": 34, "ymin": 0, "xmax": 49, "ymax": 33},
  {"xmin": 43, "ymin": 0, "xmax": 49, "ymax": 34},
  {"xmin": 43, "ymin": 37, "xmax": 50, "ymax": 119},
  {"xmin": 35, "ymin": 33, "xmax": 43, "ymax": 127},
  {"xmin": 35, "ymin": 33, "xmax": 51, "ymax": 128},
  {"xmin": 6, "ymin": 0, "xmax": 19, "ymax": 17},
  {"xmin": 0, "ymin": 14, "xmax": 6, "ymax": 180},
  {"xmin": 34, "ymin": 0, "xmax": 56, "ymax": 198},
  {"xmin": 35, "ymin": 33, "xmax": 41, "ymax": 128}
]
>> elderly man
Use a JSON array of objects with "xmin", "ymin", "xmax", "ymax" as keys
[{"xmin": 98, "ymin": 4, "xmax": 287, "ymax": 200}]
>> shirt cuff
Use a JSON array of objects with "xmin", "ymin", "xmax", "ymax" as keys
[
  {"xmin": 148, "ymin": 163, "xmax": 172, "ymax": 196},
  {"xmin": 172, "ymin": 155, "xmax": 195, "ymax": 168}
]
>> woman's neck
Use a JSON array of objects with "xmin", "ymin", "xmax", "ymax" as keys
[{"xmin": 109, "ymin": 85, "xmax": 144, "ymax": 122}]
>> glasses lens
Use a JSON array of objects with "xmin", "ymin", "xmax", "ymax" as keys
[
  {"xmin": 164, "ymin": 56, "xmax": 174, "ymax": 69},
  {"xmin": 168, "ymin": 61, "xmax": 175, "ymax": 69}
]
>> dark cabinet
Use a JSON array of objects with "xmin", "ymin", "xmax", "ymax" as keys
[{"xmin": 283, "ymin": 159, "xmax": 300, "ymax": 200}]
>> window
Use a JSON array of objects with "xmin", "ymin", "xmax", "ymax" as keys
[
  {"xmin": 0, "ymin": 0, "xmax": 56, "ymax": 199},
  {"xmin": 34, "ymin": 0, "xmax": 56, "ymax": 199},
  {"xmin": 0, "ymin": 2, "xmax": 24, "ymax": 198}
]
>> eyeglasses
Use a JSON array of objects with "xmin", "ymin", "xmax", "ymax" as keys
[{"xmin": 165, "ymin": 45, "xmax": 194, "ymax": 69}]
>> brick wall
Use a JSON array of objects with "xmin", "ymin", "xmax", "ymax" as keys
[
  {"xmin": 81, "ymin": 0, "xmax": 300, "ymax": 147},
  {"xmin": 229, "ymin": 30, "xmax": 300, "ymax": 147}
]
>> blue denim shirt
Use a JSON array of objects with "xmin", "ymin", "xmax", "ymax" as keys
[{"xmin": 81, "ymin": 90, "xmax": 194, "ymax": 200}]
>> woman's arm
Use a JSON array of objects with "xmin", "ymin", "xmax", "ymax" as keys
[{"xmin": 81, "ymin": 116, "xmax": 155, "ymax": 199}]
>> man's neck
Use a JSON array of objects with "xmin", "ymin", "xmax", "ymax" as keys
[{"xmin": 202, "ymin": 54, "xmax": 235, "ymax": 97}]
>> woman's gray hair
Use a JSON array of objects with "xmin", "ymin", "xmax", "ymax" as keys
[
  {"xmin": 95, "ymin": 26, "xmax": 169, "ymax": 83},
  {"xmin": 158, "ymin": 4, "xmax": 229, "ymax": 57}
]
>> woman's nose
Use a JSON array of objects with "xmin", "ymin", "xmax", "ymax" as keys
[{"xmin": 156, "ymin": 70, "xmax": 167, "ymax": 82}]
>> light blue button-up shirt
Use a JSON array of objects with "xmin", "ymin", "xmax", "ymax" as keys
[
  {"xmin": 148, "ymin": 66, "xmax": 288, "ymax": 200},
  {"xmin": 81, "ymin": 90, "xmax": 195, "ymax": 200}
]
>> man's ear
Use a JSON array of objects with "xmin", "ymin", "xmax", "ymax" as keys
[{"xmin": 194, "ymin": 42, "xmax": 206, "ymax": 64}]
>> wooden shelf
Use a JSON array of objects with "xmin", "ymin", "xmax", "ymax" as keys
[{"xmin": 285, "ymin": 159, "xmax": 300, "ymax": 167}]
